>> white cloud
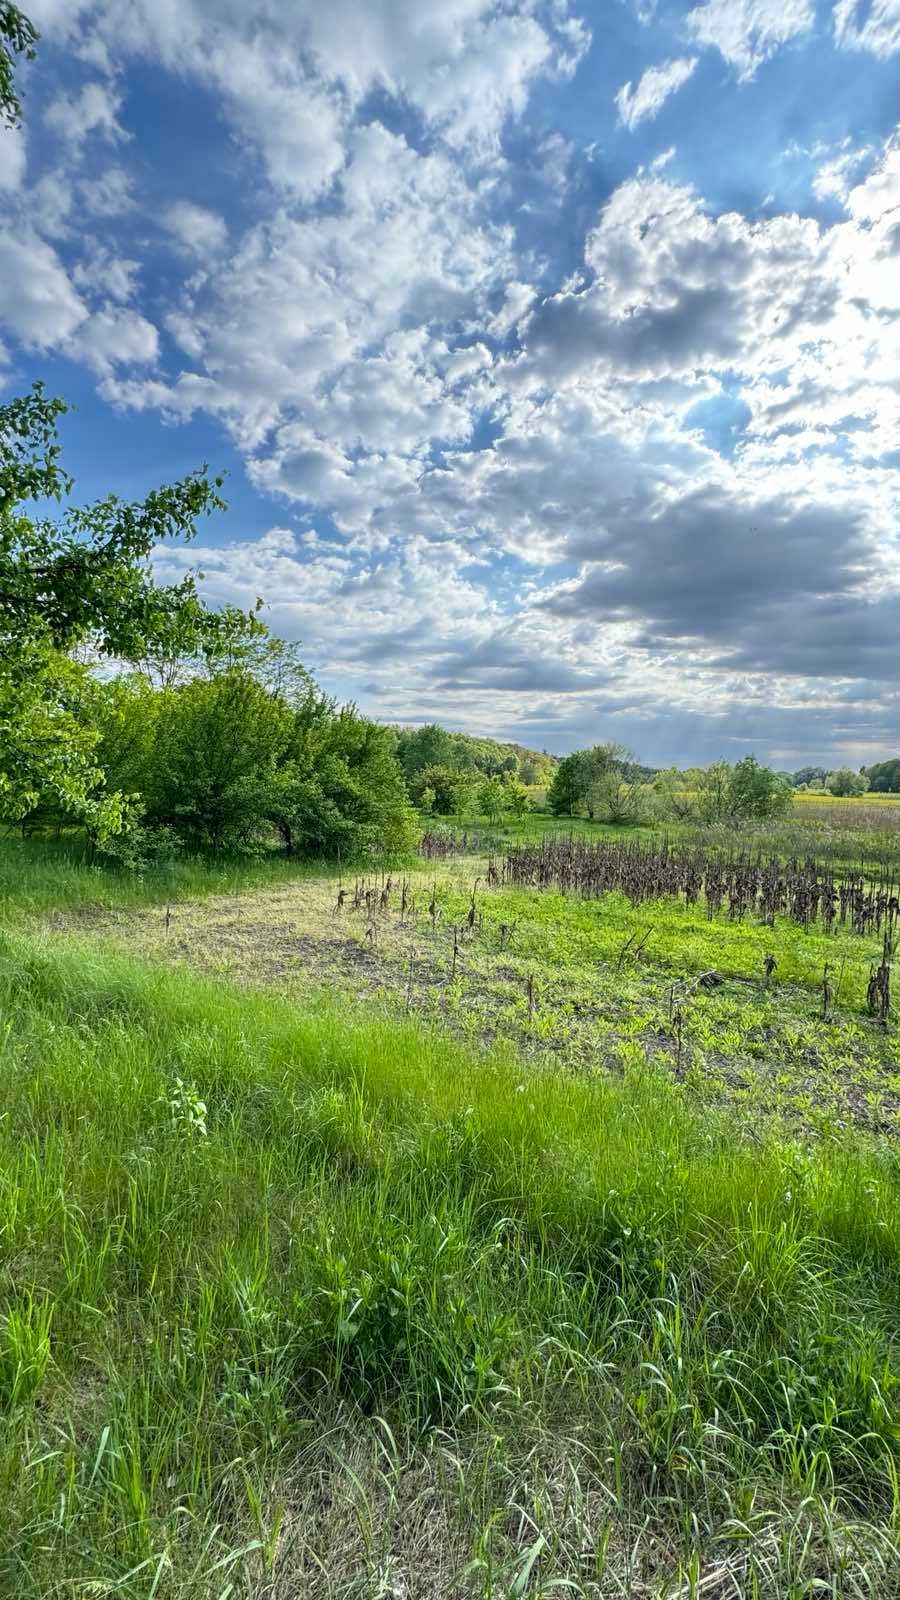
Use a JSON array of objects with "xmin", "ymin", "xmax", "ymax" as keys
[
  {"xmin": 67, "ymin": 305, "xmax": 159, "ymax": 374},
  {"xmin": 8, "ymin": 0, "xmax": 900, "ymax": 758},
  {"xmin": 30, "ymin": 0, "xmax": 587, "ymax": 191},
  {"xmin": 615, "ymin": 57, "xmax": 698, "ymax": 130},
  {"xmin": 44, "ymin": 80, "xmax": 128, "ymax": 148},
  {"xmin": 72, "ymin": 249, "xmax": 140, "ymax": 302},
  {"xmin": 163, "ymin": 201, "xmax": 228, "ymax": 256},
  {"xmin": 686, "ymin": 0, "xmax": 814, "ymax": 79},
  {"xmin": 834, "ymin": 0, "xmax": 900, "ymax": 57},
  {"xmin": 0, "ymin": 231, "xmax": 88, "ymax": 346},
  {"xmin": 844, "ymin": 141, "xmax": 900, "ymax": 221},
  {"xmin": 78, "ymin": 164, "xmax": 135, "ymax": 215},
  {"xmin": 812, "ymin": 143, "xmax": 873, "ymax": 202},
  {"xmin": 489, "ymin": 281, "xmax": 537, "ymax": 335},
  {"xmin": 106, "ymin": 119, "xmax": 513, "ymax": 476}
]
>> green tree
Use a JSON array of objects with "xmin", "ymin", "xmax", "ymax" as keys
[
  {"xmin": 865, "ymin": 759, "xmax": 900, "ymax": 794},
  {"xmin": 588, "ymin": 769, "xmax": 646, "ymax": 825},
  {"xmin": 395, "ymin": 725, "xmax": 457, "ymax": 779},
  {"xmin": 728, "ymin": 755, "xmax": 792, "ymax": 819},
  {"xmin": 0, "ymin": 385, "xmax": 240, "ymax": 836},
  {"xmin": 478, "ymin": 776, "xmax": 507, "ymax": 823},
  {"xmin": 547, "ymin": 750, "xmax": 593, "ymax": 816},
  {"xmin": 409, "ymin": 765, "xmax": 473, "ymax": 817},
  {"xmin": 149, "ymin": 671, "xmax": 292, "ymax": 852},
  {"xmin": 1, "ymin": 2, "xmax": 37, "ymax": 128},
  {"xmin": 792, "ymin": 766, "xmax": 828, "ymax": 789},
  {"xmin": 506, "ymin": 779, "xmax": 530, "ymax": 817},
  {"xmin": 695, "ymin": 761, "xmax": 733, "ymax": 823},
  {"xmin": 826, "ymin": 767, "xmax": 869, "ymax": 798},
  {"xmin": 548, "ymin": 743, "xmax": 632, "ymax": 818},
  {"xmin": 270, "ymin": 705, "xmax": 415, "ymax": 858},
  {"xmin": 651, "ymin": 767, "xmax": 697, "ymax": 821}
]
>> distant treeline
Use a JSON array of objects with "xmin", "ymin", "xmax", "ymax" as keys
[{"xmin": 789, "ymin": 762, "xmax": 900, "ymax": 795}]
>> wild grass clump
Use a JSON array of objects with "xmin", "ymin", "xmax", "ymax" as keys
[{"xmin": 2, "ymin": 929, "xmax": 900, "ymax": 1596}]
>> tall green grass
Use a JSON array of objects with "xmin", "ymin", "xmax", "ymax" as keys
[
  {"xmin": 2, "ymin": 928, "xmax": 900, "ymax": 1596},
  {"xmin": 0, "ymin": 834, "xmax": 337, "ymax": 923}
]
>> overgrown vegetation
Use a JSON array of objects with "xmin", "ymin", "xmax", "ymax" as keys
[{"xmin": 3, "ymin": 924, "xmax": 900, "ymax": 1598}]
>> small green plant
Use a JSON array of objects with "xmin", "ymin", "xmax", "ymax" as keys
[{"xmin": 164, "ymin": 1075, "xmax": 208, "ymax": 1137}]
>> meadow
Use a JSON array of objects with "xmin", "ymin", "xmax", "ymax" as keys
[{"xmin": 1, "ymin": 805, "xmax": 900, "ymax": 1600}]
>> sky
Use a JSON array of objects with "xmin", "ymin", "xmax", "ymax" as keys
[{"xmin": 1, "ymin": 0, "xmax": 899, "ymax": 769}]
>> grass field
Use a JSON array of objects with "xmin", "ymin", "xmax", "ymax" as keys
[{"xmin": 2, "ymin": 829, "xmax": 900, "ymax": 1597}]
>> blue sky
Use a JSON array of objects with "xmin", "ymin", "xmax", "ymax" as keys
[{"xmin": 2, "ymin": 0, "xmax": 899, "ymax": 767}]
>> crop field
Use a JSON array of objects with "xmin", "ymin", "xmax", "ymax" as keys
[
  {"xmin": 3, "ymin": 824, "xmax": 900, "ymax": 1599},
  {"xmin": 47, "ymin": 837, "xmax": 900, "ymax": 1138}
]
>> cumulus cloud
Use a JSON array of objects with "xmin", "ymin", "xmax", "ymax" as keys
[
  {"xmin": 29, "ymin": 0, "xmax": 588, "ymax": 188},
  {"xmin": 163, "ymin": 201, "xmax": 228, "ymax": 256},
  {"xmin": 685, "ymin": 0, "xmax": 814, "ymax": 79},
  {"xmin": 0, "ymin": 231, "xmax": 88, "ymax": 346},
  {"xmin": 615, "ymin": 57, "xmax": 698, "ymax": 130},
  {"xmin": 68, "ymin": 305, "xmax": 159, "ymax": 375}
]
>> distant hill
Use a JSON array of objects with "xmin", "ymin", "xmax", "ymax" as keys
[{"xmin": 390, "ymin": 724, "xmax": 559, "ymax": 786}]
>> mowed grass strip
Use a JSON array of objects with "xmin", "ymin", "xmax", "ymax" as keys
[{"xmin": 2, "ymin": 929, "xmax": 900, "ymax": 1597}]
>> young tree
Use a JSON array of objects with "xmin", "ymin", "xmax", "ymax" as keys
[
  {"xmin": 728, "ymin": 755, "xmax": 792, "ymax": 818},
  {"xmin": 588, "ymin": 769, "xmax": 646, "ymax": 825},
  {"xmin": 271, "ymin": 705, "xmax": 416, "ymax": 859},
  {"xmin": 478, "ymin": 776, "xmax": 508, "ymax": 824},
  {"xmin": 651, "ymin": 768, "xmax": 697, "ymax": 821},
  {"xmin": 506, "ymin": 779, "xmax": 530, "ymax": 817},
  {"xmin": 695, "ymin": 761, "xmax": 733, "ymax": 823},
  {"xmin": 0, "ymin": 385, "xmax": 244, "ymax": 836},
  {"xmin": 149, "ymin": 671, "xmax": 292, "ymax": 852},
  {"xmin": 547, "ymin": 750, "xmax": 593, "ymax": 815}
]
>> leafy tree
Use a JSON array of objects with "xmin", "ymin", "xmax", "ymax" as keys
[
  {"xmin": 651, "ymin": 767, "xmax": 697, "ymax": 821},
  {"xmin": 270, "ymin": 705, "xmax": 415, "ymax": 859},
  {"xmin": 866, "ymin": 758, "xmax": 900, "ymax": 794},
  {"xmin": 478, "ymin": 776, "xmax": 508, "ymax": 824},
  {"xmin": 408, "ymin": 764, "xmax": 473, "ymax": 816},
  {"xmin": 547, "ymin": 743, "xmax": 633, "ymax": 818},
  {"xmin": 548, "ymin": 751, "xmax": 590, "ymax": 816},
  {"xmin": 728, "ymin": 755, "xmax": 792, "ymax": 819},
  {"xmin": 695, "ymin": 761, "xmax": 733, "ymax": 823},
  {"xmin": 588, "ymin": 769, "xmax": 646, "ymax": 825},
  {"xmin": 0, "ymin": 385, "xmax": 245, "ymax": 836},
  {"xmin": 395, "ymin": 725, "xmax": 458, "ymax": 779},
  {"xmin": 149, "ymin": 671, "xmax": 292, "ymax": 852},
  {"xmin": 683, "ymin": 756, "xmax": 791, "ymax": 822},
  {"xmin": 506, "ymin": 779, "xmax": 530, "ymax": 817},
  {"xmin": 826, "ymin": 767, "xmax": 869, "ymax": 798},
  {"xmin": 1, "ymin": 2, "xmax": 37, "ymax": 128},
  {"xmin": 792, "ymin": 766, "xmax": 828, "ymax": 789}
]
